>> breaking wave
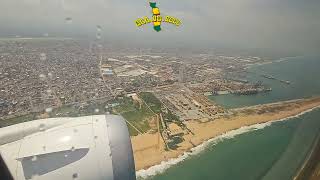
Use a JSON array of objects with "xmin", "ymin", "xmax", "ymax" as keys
[{"xmin": 136, "ymin": 105, "xmax": 320, "ymax": 179}]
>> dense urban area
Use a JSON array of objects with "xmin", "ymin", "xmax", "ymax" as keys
[{"xmin": 0, "ymin": 39, "xmax": 278, "ymax": 138}]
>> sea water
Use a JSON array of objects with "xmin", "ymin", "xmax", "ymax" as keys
[
  {"xmin": 138, "ymin": 56, "xmax": 320, "ymax": 180},
  {"xmin": 210, "ymin": 56, "xmax": 320, "ymax": 108}
]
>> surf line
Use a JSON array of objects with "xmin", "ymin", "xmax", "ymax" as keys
[{"xmin": 136, "ymin": 105, "xmax": 320, "ymax": 178}]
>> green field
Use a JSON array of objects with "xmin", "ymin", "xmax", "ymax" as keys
[
  {"xmin": 0, "ymin": 92, "xmax": 182, "ymax": 136},
  {"xmin": 0, "ymin": 113, "xmax": 37, "ymax": 128},
  {"xmin": 0, "ymin": 101, "xmax": 110, "ymax": 128},
  {"xmin": 140, "ymin": 92, "xmax": 179, "ymax": 120},
  {"xmin": 112, "ymin": 97, "xmax": 153, "ymax": 136}
]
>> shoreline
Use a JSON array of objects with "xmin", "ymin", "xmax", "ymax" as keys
[
  {"xmin": 132, "ymin": 97, "xmax": 320, "ymax": 177},
  {"xmin": 244, "ymin": 55, "xmax": 303, "ymax": 69}
]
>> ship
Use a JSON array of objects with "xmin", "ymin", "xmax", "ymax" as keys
[
  {"xmin": 280, "ymin": 80, "xmax": 291, "ymax": 84},
  {"xmin": 261, "ymin": 74, "xmax": 275, "ymax": 80}
]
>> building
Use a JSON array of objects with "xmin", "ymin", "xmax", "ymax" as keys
[{"xmin": 100, "ymin": 64, "xmax": 114, "ymax": 80}]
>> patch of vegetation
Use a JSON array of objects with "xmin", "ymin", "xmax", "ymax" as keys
[
  {"xmin": 167, "ymin": 134, "xmax": 184, "ymax": 150},
  {"xmin": 112, "ymin": 97, "xmax": 153, "ymax": 136},
  {"xmin": 163, "ymin": 110, "xmax": 180, "ymax": 122},
  {"xmin": 139, "ymin": 92, "xmax": 162, "ymax": 113},
  {"xmin": 112, "ymin": 97, "xmax": 136, "ymax": 114},
  {"xmin": 0, "ymin": 100, "xmax": 111, "ymax": 128},
  {"xmin": 139, "ymin": 92, "xmax": 180, "ymax": 121},
  {"xmin": 139, "ymin": 92, "xmax": 184, "ymax": 132},
  {"xmin": 0, "ymin": 113, "xmax": 37, "ymax": 128},
  {"xmin": 139, "ymin": 92, "xmax": 190, "ymax": 139},
  {"xmin": 1, "ymin": 93, "xmax": 182, "ymax": 137},
  {"xmin": 49, "ymin": 102, "xmax": 110, "ymax": 118}
]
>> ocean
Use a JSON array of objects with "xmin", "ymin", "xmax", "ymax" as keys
[{"xmin": 137, "ymin": 56, "xmax": 320, "ymax": 180}]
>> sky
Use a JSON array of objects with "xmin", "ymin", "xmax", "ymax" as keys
[{"xmin": 0, "ymin": 0, "xmax": 320, "ymax": 54}]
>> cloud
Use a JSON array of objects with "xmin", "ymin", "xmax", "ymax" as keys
[{"xmin": 0, "ymin": 0, "xmax": 319, "ymax": 54}]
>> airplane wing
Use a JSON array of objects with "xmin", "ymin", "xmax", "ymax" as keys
[{"xmin": 0, "ymin": 115, "xmax": 136, "ymax": 180}]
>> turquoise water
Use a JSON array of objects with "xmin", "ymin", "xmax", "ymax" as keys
[{"xmin": 142, "ymin": 56, "xmax": 320, "ymax": 180}]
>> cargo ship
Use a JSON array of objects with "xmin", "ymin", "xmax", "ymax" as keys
[
  {"xmin": 280, "ymin": 80, "xmax": 291, "ymax": 84},
  {"xmin": 261, "ymin": 74, "xmax": 275, "ymax": 80}
]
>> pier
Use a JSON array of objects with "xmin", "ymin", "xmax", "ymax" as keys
[{"xmin": 260, "ymin": 74, "xmax": 291, "ymax": 85}]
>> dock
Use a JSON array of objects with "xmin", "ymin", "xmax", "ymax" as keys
[{"xmin": 260, "ymin": 74, "xmax": 290, "ymax": 85}]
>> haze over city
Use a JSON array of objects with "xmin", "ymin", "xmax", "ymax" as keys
[
  {"xmin": 1, "ymin": 0, "xmax": 320, "ymax": 54},
  {"xmin": 1, "ymin": 1, "xmax": 320, "ymax": 180}
]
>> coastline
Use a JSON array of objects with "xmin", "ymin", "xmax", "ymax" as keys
[
  {"xmin": 132, "ymin": 97, "xmax": 320, "ymax": 177},
  {"xmin": 244, "ymin": 55, "xmax": 303, "ymax": 69}
]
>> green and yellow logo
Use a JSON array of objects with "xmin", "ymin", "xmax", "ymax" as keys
[{"xmin": 135, "ymin": 1, "xmax": 182, "ymax": 32}]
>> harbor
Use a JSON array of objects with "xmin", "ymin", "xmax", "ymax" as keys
[{"xmin": 261, "ymin": 74, "xmax": 291, "ymax": 85}]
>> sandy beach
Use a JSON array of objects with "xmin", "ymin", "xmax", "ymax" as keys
[{"xmin": 131, "ymin": 97, "xmax": 320, "ymax": 171}]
